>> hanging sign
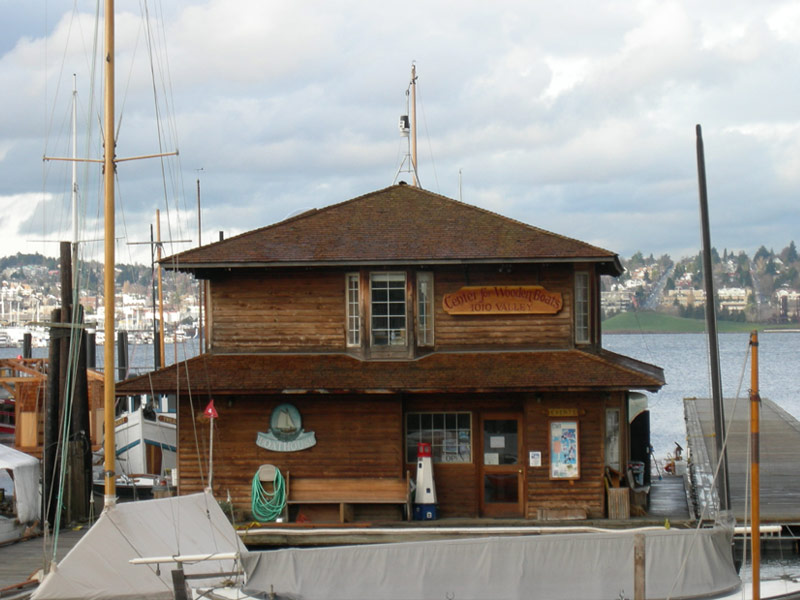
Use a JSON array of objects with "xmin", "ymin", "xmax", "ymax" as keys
[
  {"xmin": 256, "ymin": 403, "xmax": 317, "ymax": 452},
  {"xmin": 442, "ymin": 286, "xmax": 563, "ymax": 315}
]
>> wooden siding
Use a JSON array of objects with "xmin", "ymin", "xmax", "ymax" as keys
[
  {"xmin": 178, "ymin": 395, "xmax": 403, "ymax": 514},
  {"xmin": 207, "ymin": 263, "xmax": 586, "ymax": 354},
  {"xmin": 177, "ymin": 390, "xmax": 623, "ymax": 520},
  {"xmin": 210, "ymin": 271, "xmax": 346, "ymax": 353},
  {"xmin": 523, "ymin": 392, "xmax": 614, "ymax": 519},
  {"xmin": 434, "ymin": 265, "xmax": 574, "ymax": 350}
]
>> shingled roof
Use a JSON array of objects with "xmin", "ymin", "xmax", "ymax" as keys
[
  {"xmin": 117, "ymin": 349, "xmax": 664, "ymax": 395},
  {"xmin": 165, "ymin": 184, "xmax": 622, "ymax": 275}
]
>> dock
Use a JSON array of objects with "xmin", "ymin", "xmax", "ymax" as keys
[
  {"xmin": 684, "ymin": 396, "xmax": 800, "ymax": 524},
  {"xmin": 0, "ymin": 528, "xmax": 87, "ymax": 594}
]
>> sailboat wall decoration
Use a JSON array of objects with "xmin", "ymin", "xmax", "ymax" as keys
[{"xmin": 256, "ymin": 402, "xmax": 316, "ymax": 451}]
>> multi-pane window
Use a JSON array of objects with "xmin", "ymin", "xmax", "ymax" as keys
[
  {"xmin": 405, "ymin": 412, "xmax": 472, "ymax": 464},
  {"xmin": 575, "ymin": 272, "xmax": 590, "ymax": 343},
  {"xmin": 371, "ymin": 273, "xmax": 406, "ymax": 346},
  {"xmin": 346, "ymin": 273, "xmax": 360, "ymax": 346},
  {"xmin": 417, "ymin": 272, "xmax": 434, "ymax": 346}
]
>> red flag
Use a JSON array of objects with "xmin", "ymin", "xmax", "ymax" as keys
[{"xmin": 204, "ymin": 399, "xmax": 218, "ymax": 419}]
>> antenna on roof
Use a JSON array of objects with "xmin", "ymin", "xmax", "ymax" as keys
[{"xmin": 392, "ymin": 63, "xmax": 421, "ymax": 188}]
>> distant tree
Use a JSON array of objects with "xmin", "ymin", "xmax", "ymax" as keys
[
  {"xmin": 627, "ymin": 251, "xmax": 645, "ymax": 269},
  {"xmin": 711, "ymin": 247, "xmax": 721, "ymax": 264},
  {"xmin": 765, "ymin": 260, "xmax": 778, "ymax": 275},
  {"xmin": 665, "ymin": 277, "xmax": 675, "ymax": 291},
  {"xmin": 783, "ymin": 241, "xmax": 798, "ymax": 263},
  {"xmin": 737, "ymin": 251, "xmax": 749, "ymax": 268},
  {"xmin": 754, "ymin": 245, "xmax": 771, "ymax": 262},
  {"xmin": 775, "ymin": 267, "xmax": 799, "ymax": 289}
]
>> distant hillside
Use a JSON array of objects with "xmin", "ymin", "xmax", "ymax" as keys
[{"xmin": 601, "ymin": 311, "xmax": 799, "ymax": 334}]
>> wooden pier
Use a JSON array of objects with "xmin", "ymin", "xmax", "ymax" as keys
[
  {"xmin": 0, "ymin": 527, "xmax": 87, "ymax": 593},
  {"xmin": 685, "ymin": 396, "xmax": 800, "ymax": 524}
]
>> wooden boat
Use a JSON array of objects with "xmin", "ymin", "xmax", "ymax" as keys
[{"xmin": 92, "ymin": 394, "xmax": 177, "ymax": 500}]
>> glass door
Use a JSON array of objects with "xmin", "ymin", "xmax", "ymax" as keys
[{"xmin": 480, "ymin": 414, "xmax": 524, "ymax": 517}]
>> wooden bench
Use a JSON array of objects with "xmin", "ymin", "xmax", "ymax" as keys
[{"xmin": 284, "ymin": 471, "xmax": 411, "ymax": 523}]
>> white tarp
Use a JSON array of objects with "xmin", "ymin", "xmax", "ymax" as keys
[
  {"xmin": 32, "ymin": 491, "xmax": 247, "ymax": 600},
  {"xmin": 243, "ymin": 525, "xmax": 740, "ymax": 600},
  {"xmin": 0, "ymin": 444, "xmax": 40, "ymax": 523}
]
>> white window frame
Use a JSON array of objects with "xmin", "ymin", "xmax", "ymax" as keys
[
  {"xmin": 575, "ymin": 271, "xmax": 590, "ymax": 344},
  {"xmin": 346, "ymin": 273, "xmax": 360, "ymax": 347},
  {"xmin": 370, "ymin": 272, "xmax": 407, "ymax": 347},
  {"xmin": 416, "ymin": 271, "xmax": 434, "ymax": 346}
]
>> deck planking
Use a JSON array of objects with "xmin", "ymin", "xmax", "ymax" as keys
[
  {"xmin": 0, "ymin": 527, "xmax": 87, "ymax": 592},
  {"xmin": 685, "ymin": 396, "xmax": 800, "ymax": 523},
  {"xmin": 647, "ymin": 474, "xmax": 691, "ymax": 520}
]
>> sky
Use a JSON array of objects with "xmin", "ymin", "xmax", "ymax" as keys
[{"xmin": 1, "ymin": 0, "xmax": 799, "ymax": 266}]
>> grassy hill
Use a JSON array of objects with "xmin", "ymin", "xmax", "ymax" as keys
[{"xmin": 602, "ymin": 312, "xmax": 799, "ymax": 334}]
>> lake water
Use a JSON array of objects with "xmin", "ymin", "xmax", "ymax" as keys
[{"xmin": 603, "ymin": 331, "xmax": 800, "ymax": 459}]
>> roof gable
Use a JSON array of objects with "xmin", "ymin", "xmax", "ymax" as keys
[{"xmin": 166, "ymin": 185, "xmax": 621, "ymax": 273}]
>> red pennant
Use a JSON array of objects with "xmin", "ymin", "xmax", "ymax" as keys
[{"xmin": 204, "ymin": 399, "xmax": 218, "ymax": 419}]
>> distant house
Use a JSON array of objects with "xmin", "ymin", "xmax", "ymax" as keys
[{"xmin": 118, "ymin": 184, "xmax": 663, "ymax": 521}]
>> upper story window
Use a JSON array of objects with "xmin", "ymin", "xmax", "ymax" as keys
[
  {"xmin": 371, "ymin": 272, "xmax": 407, "ymax": 347},
  {"xmin": 575, "ymin": 272, "xmax": 590, "ymax": 343},
  {"xmin": 417, "ymin": 272, "xmax": 434, "ymax": 346},
  {"xmin": 346, "ymin": 273, "xmax": 360, "ymax": 346}
]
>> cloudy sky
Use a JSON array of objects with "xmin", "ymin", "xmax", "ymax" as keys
[{"xmin": 1, "ymin": 1, "xmax": 799, "ymax": 266}]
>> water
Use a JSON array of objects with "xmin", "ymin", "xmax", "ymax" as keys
[
  {"xmin": 0, "ymin": 338, "xmax": 201, "ymax": 378},
  {"xmin": 603, "ymin": 331, "xmax": 800, "ymax": 459}
]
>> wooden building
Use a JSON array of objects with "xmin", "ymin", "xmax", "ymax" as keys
[
  {"xmin": 1, "ymin": 357, "xmax": 105, "ymax": 458},
  {"xmin": 117, "ymin": 184, "xmax": 664, "ymax": 521}
]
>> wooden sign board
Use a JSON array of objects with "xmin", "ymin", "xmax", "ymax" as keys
[
  {"xmin": 548, "ymin": 408, "xmax": 579, "ymax": 417},
  {"xmin": 442, "ymin": 286, "xmax": 563, "ymax": 315}
]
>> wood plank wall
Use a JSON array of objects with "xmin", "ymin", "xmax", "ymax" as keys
[
  {"xmin": 208, "ymin": 263, "xmax": 582, "ymax": 354},
  {"xmin": 178, "ymin": 390, "xmax": 621, "ymax": 520},
  {"xmin": 178, "ymin": 394, "xmax": 404, "ymax": 512},
  {"xmin": 210, "ymin": 271, "xmax": 345, "ymax": 353},
  {"xmin": 524, "ymin": 392, "xmax": 622, "ymax": 519}
]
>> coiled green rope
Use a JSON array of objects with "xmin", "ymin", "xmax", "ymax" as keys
[{"xmin": 251, "ymin": 467, "xmax": 286, "ymax": 522}]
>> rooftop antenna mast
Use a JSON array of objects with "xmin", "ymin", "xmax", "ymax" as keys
[{"xmin": 393, "ymin": 63, "xmax": 421, "ymax": 187}]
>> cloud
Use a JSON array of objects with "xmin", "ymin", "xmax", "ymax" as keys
[{"xmin": 1, "ymin": 1, "xmax": 799, "ymax": 266}]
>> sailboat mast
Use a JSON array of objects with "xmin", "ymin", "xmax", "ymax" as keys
[
  {"xmin": 71, "ymin": 74, "xmax": 79, "ymax": 279},
  {"xmin": 102, "ymin": 0, "xmax": 117, "ymax": 507},
  {"xmin": 695, "ymin": 124, "xmax": 730, "ymax": 513},
  {"xmin": 410, "ymin": 63, "xmax": 418, "ymax": 187},
  {"xmin": 750, "ymin": 331, "xmax": 761, "ymax": 600}
]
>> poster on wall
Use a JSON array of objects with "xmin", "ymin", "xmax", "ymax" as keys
[{"xmin": 550, "ymin": 420, "xmax": 580, "ymax": 479}]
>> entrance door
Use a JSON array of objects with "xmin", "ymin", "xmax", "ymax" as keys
[{"xmin": 480, "ymin": 414, "xmax": 524, "ymax": 517}]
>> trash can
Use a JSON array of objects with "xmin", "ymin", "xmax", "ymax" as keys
[{"xmin": 627, "ymin": 461, "xmax": 645, "ymax": 487}]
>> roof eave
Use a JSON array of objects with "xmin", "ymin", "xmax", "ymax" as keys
[{"xmin": 163, "ymin": 256, "xmax": 622, "ymax": 273}]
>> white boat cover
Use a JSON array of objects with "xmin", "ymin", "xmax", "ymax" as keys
[
  {"xmin": 0, "ymin": 444, "xmax": 40, "ymax": 523},
  {"xmin": 32, "ymin": 491, "xmax": 247, "ymax": 600},
  {"xmin": 243, "ymin": 525, "xmax": 740, "ymax": 600}
]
